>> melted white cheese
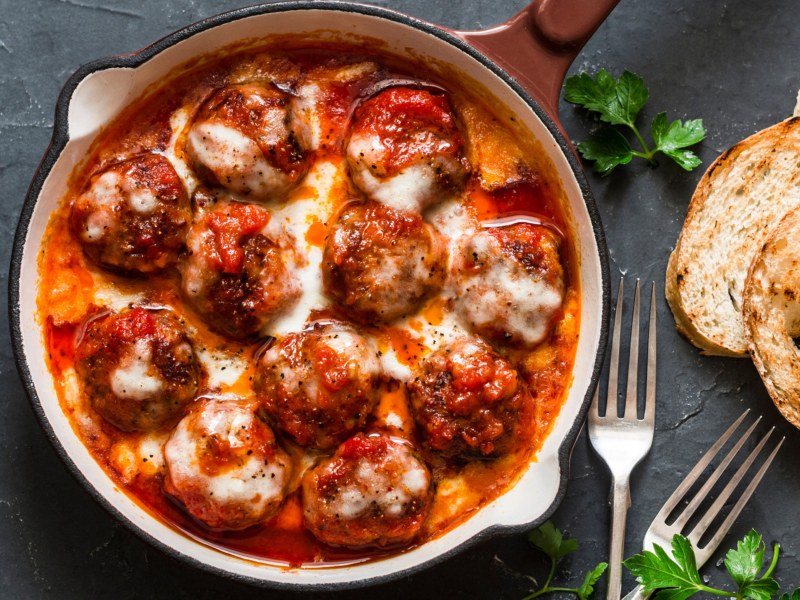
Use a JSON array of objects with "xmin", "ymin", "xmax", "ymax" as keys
[
  {"xmin": 265, "ymin": 161, "xmax": 339, "ymax": 337},
  {"xmin": 384, "ymin": 411, "xmax": 404, "ymax": 429},
  {"xmin": 138, "ymin": 432, "xmax": 167, "ymax": 472},
  {"xmin": 187, "ymin": 121, "xmax": 286, "ymax": 199},
  {"xmin": 165, "ymin": 400, "xmax": 287, "ymax": 508},
  {"xmin": 291, "ymin": 82, "xmax": 322, "ymax": 151},
  {"xmin": 86, "ymin": 171, "xmax": 121, "ymax": 206},
  {"xmin": 161, "ymin": 107, "xmax": 199, "ymax": 195},
  {"xmin": 328, "ymin": 444, "xmax": 429, "ymax": 520},
  {"xmin": 456, "ymin": 231, "xmax": 563, "ymax": 346},
  {"xmin": 92, "ymin": 286, "xmax": 144, "ymax": 312},
  {"xmin": 262, "ymin": 341, "xmax": 320, "ymax": 401},
  {"xmin": 110, "ymin": 339, "xmax": 165, "ymax": 401},
  {"xmin": 83, "ymin": 209, "xmax": 113, "ymax": 242},
  {"xmin": 79, "ymin": 172, "xmax": 121, "ymax": 242},
  {"xmin": 195, "ymin": 347, "xmax": 248, "ymax": 389},
  {"xmin": 122, "ymin": 182, "xmax": 158, "ymax": 214},
  {"xmin": 63, "ymin": 367, "xmax": 100, "ymax": 440},
  {"xmin": 291, "ymin": 62, "xmax": 379, "ymax": 152},
  {"xmin": 347, "ymin": 134, "xmax": 435, "ymax": 213}
]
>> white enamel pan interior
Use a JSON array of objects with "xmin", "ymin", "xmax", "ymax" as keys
[{"xmin": 10, "ymin": 2, "xmax": 609, "ymax": 590}]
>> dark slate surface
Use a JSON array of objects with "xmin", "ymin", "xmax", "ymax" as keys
[{"xmin": 2, "ymin": 0, "xmax": 799, "ymax": 597}]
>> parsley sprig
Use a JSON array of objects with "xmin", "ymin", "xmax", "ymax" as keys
[
  {"xmin": 625, "ymin": 530, "xmax": 790, "ymax": 600},
  {"xmin": 522, "ymin": 521, "xmax": 607, "ymax": 600},
  {"xmin": 522, "ymin": 524, "xmax": 799, "ymax": 600},
  {"xmin": 564, "ymin": 69, "xmax": 706, "ymax": 175}
]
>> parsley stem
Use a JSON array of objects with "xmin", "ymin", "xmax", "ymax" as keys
[
  {"xmin": 764, "ymin": 543, "xmax": 781, "ymax": 578},
  {"xmin": 520, "ymin": 558, "xmax": 562, "ymax": 600},
  {"xmin": 544, "ymin": 556, "xmax": 556, "ymax": 589},
  {"xmin": 521, "ymin": 586, "xmax": 578, "ymax": 599},
  {"xmin": 627, "ymin": 123, "xmax": 658, "ymax": 165},
  {"xmin": 695, "ymin": 584, "xmax": 742, "ymax": 597}
]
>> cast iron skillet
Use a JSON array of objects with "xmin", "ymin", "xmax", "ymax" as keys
[{"xmin": 9, "ymin": 0, "xmax": 614, "ymax": 589}]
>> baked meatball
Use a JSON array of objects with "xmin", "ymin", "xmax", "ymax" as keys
[
  {"xmin": 69, "ymin": 153, "xmax": 191, "ymax": 274},
  {"xmin": 75, "ymin": 307, "xmax": 199, "ymax": 432},
  {"xmin": 254, "ymin": 322, "xmax": 382, "ymax": 449},
  {"xmin": 322, "ymin": 201, "xmax": 447, "ymax": 324},
  {"xmin": 302, "ymin": 433, "xmax": 432, "ymax": 548},
  {"xmin": 453, "ymin": 223, "xmax": 565, "ymax": 347},
  {"xmin": 407, "ymin": 339, "xmax": 532, "ymax": 459},
  {"xmin": 180, "ymin": 199, "xmax": 301, "ymax": 339},
  {"xmin": 346, "ymin": 87, "xmax": 469, "ymax": 212},
  {"xmin": 164, "ymin": 397, "xmax": 292, "ymax": 531},
  {"xmin": 186, "ymin": 84, "xmax": 309, "ymax": 201}
]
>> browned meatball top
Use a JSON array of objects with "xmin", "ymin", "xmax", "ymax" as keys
[
  {"xmin": 254, "ymin": 322, "xmax": 382, "ymax": 450},
  {"xmin": 186, "ymin": 84, "xmax": 309, "ymax": 201},
  {"xmin": 69, "ymin": 153, "xmax": 191, "ymax": 275},
  {"xmin": 322, "ymin": 201, "xmax": 446, "ymax": 324},
  {"xmin": 407, "ymin": 339, "xmax": 533, "ymax": 459},
  {"xmin": 74, "ymin": 307, "xmax": 199, "ymax": 432},
  {"xmin": 302, "ymin": 433, "xmax": 432, "ymax": 549},
  {"xmin": 180, "ymin": 199, "xmax": 301, "ymax": 339}
]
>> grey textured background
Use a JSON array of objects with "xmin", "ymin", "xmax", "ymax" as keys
[{"xmin": 2, "ymin": 0, "xmax": 799, "ymax": 598}]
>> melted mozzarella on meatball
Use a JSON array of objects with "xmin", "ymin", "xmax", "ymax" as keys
[
  {"xmin": 74, "ymin": 307, "xmax": 199, "ymax": 432},
  {"xmin": 331, "ymin": 450, "xmax": 429, "ymax": 519},
  {"xmin": 186, "ymin": 84, "xmax": 308, "ymax": 201},
  {"xmin": 187, "ymin": 122, "xmax": 285, "ymax": 200},
  {"xmin": 302, "ymin": 433, "xmax": 432, "ymax": 548},
  {"xmin": 407, "ymin": 338, "xmax": 532, "ymax": 458},
  {"xmin": 346, "ymin": 87, "xmax": 468, "ymax": 213},
  {"xmin": 255, "ymin": 322, "xmax": 382, "ymax": 449},
  {"xmin": 70, "ymin": 153, "xmax": 191, "ymax": 274},
  {"xmin": 164, "ymin": 397, "xmax": 291, "ymax": 531},
  {"xmin": 346, "ymin": 137, "xmax": 450, "ymax": 213},
  {"xmin": 110, "ymin": 338, "xmax": 166, "ymax": 401},
  {"xmin": 453, "ymin": 225, "xmax": 564, "ymax": 347},
  {"xmin": 322, "ymin": 201, "xmax": 447, "ymax": 324},
  {"xmin": 291, "ymin": 61, "xmax": 379, "ymax": 152},
  {"xmin": 179, "ymin": 199, "xmax": 302, "ymax": 339}
]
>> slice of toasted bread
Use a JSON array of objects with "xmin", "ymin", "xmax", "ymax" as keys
[
  {"xmin": 743, "ymin": 206, "xmax": 800, "ymax": 429},
  {"xmin": 665, "ymin": 116, "xmax": 800, "ymax": 356}
]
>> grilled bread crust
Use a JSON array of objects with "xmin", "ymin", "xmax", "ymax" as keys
[
  {"xmin": 666, "ymin": 116, "xmax": 800, "ymax": 356},
  {"xmin": 743, "ymin": 206, "xmax": 800, "ymax": 429}
]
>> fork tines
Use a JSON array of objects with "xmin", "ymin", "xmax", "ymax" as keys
[
  {"xmin": 649, "ymin": 410, "xmax": 785, "ymax": 557},
  {"xmin": 593, "ymin": 277, "xmax": 657, "ymax": 421}
]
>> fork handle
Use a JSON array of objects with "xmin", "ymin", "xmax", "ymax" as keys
[
  {"xmin": 622, "ymin": 585, "xmax": 650, "ymax": 600},
  {"xmin": 607, "ymin": 475, "xmax": 632, "ymax": 600}
]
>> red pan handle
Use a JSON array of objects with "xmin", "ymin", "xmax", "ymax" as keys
[{"xmin": 455, "ymin": 0, "xmax": 620, "ymax": 127}]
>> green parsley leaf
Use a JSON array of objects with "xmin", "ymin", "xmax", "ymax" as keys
[
  {"xmin": 650, "ymin": 112, "xmax": 706, "ymax": 171},
  {"xmin": 564, "ymin": 69, "xmax": 648, "ymax": 127},
  {"xmin": 724, "ymin": 529, "xmax": 766, "ymax": 586},
  {"xmin": 779, "ymin": 589, "xmax": 800, "ymax": 600},
  {"xmin": 564, "ymin": 69, "xmax": 706, "ymax": 175},
  {"xmin": 576, "ymin": 128, "xmax": 633, "ymax": 176},
  {"xmin": 528, "ymin": 521, "xmax": 578, "ymax": 561},
  {"xmin": 740, "ymin": 578, "xmax": 780, "ymax": 600},
  {"xmin": 623, "ymin": 536, "xmax": 702, "ymax": 593},
  {"xmin": 670, "ymin": 535, "xmax": 701, "ymax": 581},
  {"xmin": 577, "ymin": 563, "xmax": 607, "ymax": 600},
  {"xmin": 652, "ymin": 588, "xmax": 701, "ymax": 600}
]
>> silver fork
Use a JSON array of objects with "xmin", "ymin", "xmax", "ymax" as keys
[
  {"xmin": 589, "ymin": 277, "xmax": 657, "ymax": 600},
  {"xmin": 622, "ymin": 410, "xmax": 785, "ymax": 599}
]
